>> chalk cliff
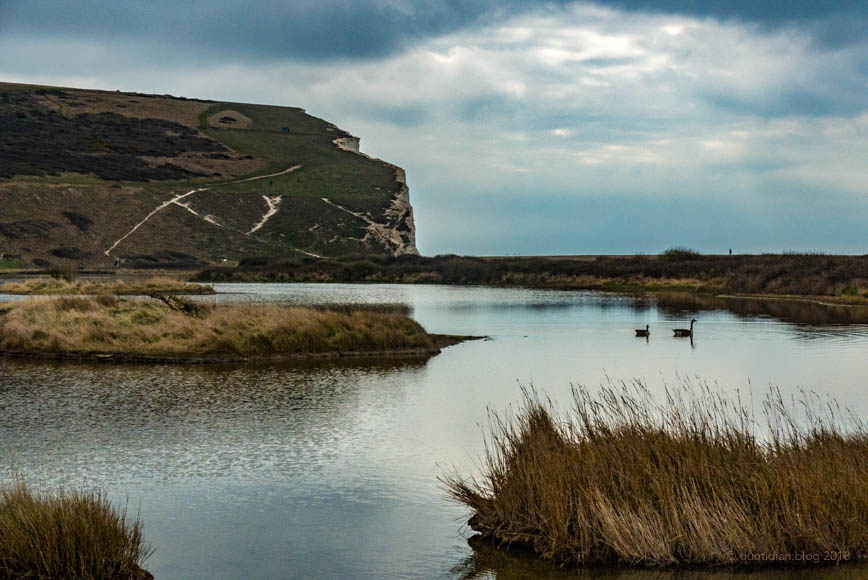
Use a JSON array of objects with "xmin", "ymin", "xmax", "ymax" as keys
[{"xmin": 0, "ymin": 82, "xmax": 418, "ymax": 269}]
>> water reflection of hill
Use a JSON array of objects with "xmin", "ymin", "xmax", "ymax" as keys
[{"xmin": 648, "ymin": 292, "xmax": 868, "ymax": 327}]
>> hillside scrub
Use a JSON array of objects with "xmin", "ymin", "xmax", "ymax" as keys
[
  {"xmin": 443, "ymin": 382, "xmax": 868, "ymax": 568},
  {"xmin": 0, "ymin": 276, "xmax": 214, "ymax": 295},
  {"xmin": 0, "ymin": 480, "xmax": 152, "ymax": 579},
  {"xmin": 197, "ymin": 252, "xmax": 868, "ymax": 300},
  {"xmin": 0, "ymin": 297, "xmax": 435, "ymax": 359}
]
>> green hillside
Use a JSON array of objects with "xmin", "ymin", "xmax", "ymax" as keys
[{"xmin": 0, "ymin": 82, "xmax": 417, "ymax": 269}]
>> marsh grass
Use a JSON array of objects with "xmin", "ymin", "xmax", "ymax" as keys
[
  {"xmin": 0, "ymin": 297, "xmax": 432, "ymax": 357},
  {"xmin": 0, "ymin": 480, "xmax": 152, "ymax": 579},
  {"xmin": 198, "ymin": 253, "xmax": 868, "ymax": 299},
  {"xmin": 0, "ymin": 276, "xmax": 214, "ymax": 295},
  {"xmin": 443, "ymin": 381, "xmax": 868, "ymax": 568},
  {"xmin": 310, "ymin": 302, "xmax": 412, "ymax": 316},
  {"xmin": 0, "ymin": 258, "xmax": 25, "ymax": 270}
]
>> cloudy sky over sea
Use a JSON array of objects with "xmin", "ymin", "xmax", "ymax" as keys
[{"xmin": 2, "ymin": 1, "xmax": 866, "ymax": 255}]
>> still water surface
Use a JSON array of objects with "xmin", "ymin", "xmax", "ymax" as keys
[{"xmin": 1, "ymin": 284, "xmax": 867, "ymax": 579}]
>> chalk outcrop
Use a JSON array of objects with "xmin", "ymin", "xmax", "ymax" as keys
[{"xmin": 333, "ymin": 136, "xmax": 418, "ymax": 256}]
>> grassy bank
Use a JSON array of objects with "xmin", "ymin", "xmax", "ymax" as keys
[
  {"xmin": 196, "ymin": 251, "xmax": 868, "ymax": 301},
  {"xmin": 0, "ymin": 276, "xmax": 214, "ymax": 295},
  {"xmin": 653, "ymin": 291, "xmax": 868, "ymax": 325},
  {"xmin": 0, "ymin": 480, "xmax": 152, "ymax": 579},
  {"xmin": 0, "ymin": 296, "xmax": 438, "ymax": 360},
  {"xmin": 0, "ymin": 258, "xmax": 25, "ymax": 270},
  {"xmin": 444, "ymin": 382, "xmax": 868, "ymax": 568}
]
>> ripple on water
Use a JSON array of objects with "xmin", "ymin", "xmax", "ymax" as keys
[{"xmin": 2, "ymin": 284, "xmax": 867, "ymax": 579}]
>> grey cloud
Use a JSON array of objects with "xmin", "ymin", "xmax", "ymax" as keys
[
  {"xmin": 2, "ymin": 0, "xmax": 865, "ymax": 67},
  {"xmin": 0, "ymin": 0, "xmax": 564, "ymax": 63},
  {"xmin": 360, "ymin": 103, "xmax": 431, "ymax": 127},
  {"xmin": 700, "ymin": 67, "xmax": 868, "ymax": 119},
  {"xmin": 702, "ymin": 90, "xmax": 867, "ymax": 119},
  {"xmin": 606, "ymin": 1, "xmax": 867, "ymax": 28}
]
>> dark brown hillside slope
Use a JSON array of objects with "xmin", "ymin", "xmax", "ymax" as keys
[
  {"xmin": 0, "ymin": 91, "xmax": 224, "ymax": 180},
  {"xmin": 0, "ymin": 82, "xmax": 418, "ymax": 268}
]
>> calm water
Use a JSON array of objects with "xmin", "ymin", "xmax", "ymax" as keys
[{"xmin": 1, "ymin": 284, "xmax": 867, "ymax": 579}]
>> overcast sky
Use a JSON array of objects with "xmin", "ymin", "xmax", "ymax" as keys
[{"xmin": 2, "ymin": 1, "xmax": 866, "ymax": 255}]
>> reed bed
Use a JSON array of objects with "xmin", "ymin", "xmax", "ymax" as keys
[
  {"xmin": 0, "ymin": 296, "xmax": 432, "ymax": 357},
  {"xmin": 444, "ymin": 381, "xmax": 868, "ymax": 568},
  {"xmin": 197, "ymin": 252, "xmax": 868, "ymax": 299},
  {"xmin": 0, "ymin": 276, "xmax": 214, "ymax": 295},
  {"xmin": 0, "ymin": 480, "xmax": 152, "ymax": 579}
]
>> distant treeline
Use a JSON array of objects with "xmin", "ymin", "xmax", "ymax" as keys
[{"xmin": 195, "ymin": 248, "xmax": 868, "ymax": 298}]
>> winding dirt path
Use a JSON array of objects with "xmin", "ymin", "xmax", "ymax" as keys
[
  {"xmin": 248, "ymin": 195, "xmax": 283, "ymax": 234},
  {"xmin": 104, "ymin": 165, "xmax": 302, "ymax": 256}
]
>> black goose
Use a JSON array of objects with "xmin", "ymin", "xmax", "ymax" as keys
[
  {"xmin": 635, "ymin": 324, "xmax": 650, "ymax": 337},
  {"xmin": 673, "ymin": 319, "xmax": 696, "ymax": 337}
]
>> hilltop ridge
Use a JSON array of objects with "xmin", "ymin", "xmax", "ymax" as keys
[{"xmin": 0, "ymin": 82, "xmax": 418, "ymax": 269}]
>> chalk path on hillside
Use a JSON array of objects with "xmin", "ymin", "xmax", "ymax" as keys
[
  {"xmin": 248, "ymin": 196, "xmax": 283, "ymax": 234},
  {"xmin": 104, "ymin": 165, "xmax": 302, "ymax": 257}
]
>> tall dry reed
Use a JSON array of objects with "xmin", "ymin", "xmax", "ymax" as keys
[
  {"xmin": 0, "ymin": 276, "xmax": 213, "ymax": 295},
  {"xmin": 443, "ymin": 381, "xmax": 868, "ymax": 567},
  {"xmin": 0, "ymin": 480, "xmax": 152, "ymax": 579}
]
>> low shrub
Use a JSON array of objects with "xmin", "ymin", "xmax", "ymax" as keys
[{"xmin": 660, "ymin": 247, "xmax": 703, "ymax": 261}]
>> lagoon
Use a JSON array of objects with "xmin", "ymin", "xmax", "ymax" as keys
[{"xmin": 1, "ymin": 284, "xmax": 867, "ymax": 578}]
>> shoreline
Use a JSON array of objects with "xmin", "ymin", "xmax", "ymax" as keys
[
  {"xmin": 0, "ymin": 298, "xmax": 471, "ymax": 364},
  {"xmin": 0, "ymin": 334, "xmax": 480, "ymax": 365},
  {"xmin": 193, "ymin": 252, "xmax": 868, "ymax": 304},
  {"xmin": 713, "ymin": 292, "xmax": 868, "ymax": 308},
  {"xmin": 0, "ymin": 276, "xmax": 214, "ymax": 296},
  {"xmin": 5, "ymin": 274, "xmax": 867, "ymax": 312},
  {"xmin": 467, "ymin": 534, "xmax": 867, "ymax": 571}
]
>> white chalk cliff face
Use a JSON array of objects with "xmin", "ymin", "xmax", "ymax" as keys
[{"xmin": 333, "ymin": 137, "xmax": 419, "ymax": 256}]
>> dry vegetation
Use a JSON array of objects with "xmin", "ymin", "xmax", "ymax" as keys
[
  {"xmin": 444, "ymin": 382, "xmax": 868, "ymax": 568},
  {"xmin": 35, "ymin": 87, "xmax": 209, "ymax": 126},
  {"xmin": 0, "ymin": 480, "xmax": 152, "ymax": 579},
  {"xmin": 0, "ymin": 276, "xmax": 214, "ymax": 295},
  {"xmin": 199, "ymin": 250, "xmax": 868, "ymax": 301},
  {"xmin": 0, "ymin": 296, "xmax": 434, "ymax": 359}
]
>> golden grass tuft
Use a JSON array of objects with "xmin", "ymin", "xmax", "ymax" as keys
[
  {"xmin": 0, "ymin": 480, "xmax": 152, "ymax": 579},
  {"xmin": 0, "ymin": 276, "xmax": 214, "ymax": 295},
  {"xmin": 0, "ymin": 297, "xmax": 433, "ymax": 358},
  {"xmin": 443, "ymin": 381, "xmax": 868, "ymax": 568}
]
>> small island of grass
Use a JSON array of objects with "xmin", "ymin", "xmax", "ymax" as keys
[
  {"xmin": 444, "ymin": 383, "xmax": 868, "ymax": 569},
  {"xmin": 0, "ymin": 296, "xmax": 459, "ymax": 362},
  {"xmin": 0, "ymin": 276, "xmax": 214, "ymax": 296}
]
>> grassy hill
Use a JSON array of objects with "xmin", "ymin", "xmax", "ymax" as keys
[{"xmin": 0, "ymin": 82, "xmax": 417, "ymax": 269}]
